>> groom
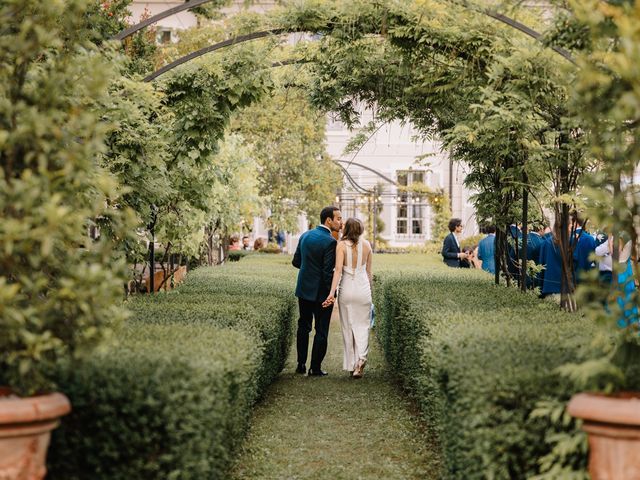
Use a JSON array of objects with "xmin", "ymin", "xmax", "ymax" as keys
[{"xmin": 292, "ymin": 206, "xmax": 342, "ymax": 376}]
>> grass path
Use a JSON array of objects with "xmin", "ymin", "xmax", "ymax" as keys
[{"xmin": 230, "ymin": 308, "xmax": 441, "ymax": 480}]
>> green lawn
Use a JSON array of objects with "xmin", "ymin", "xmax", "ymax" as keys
[{"xmin": 229, "ymin": 252, "xmax": 446, "ymax": 479}]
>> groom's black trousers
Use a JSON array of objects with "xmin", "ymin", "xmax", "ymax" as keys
[{"xmin": 297, "ymin": 297, "xmax": 333, "ymax": 370}]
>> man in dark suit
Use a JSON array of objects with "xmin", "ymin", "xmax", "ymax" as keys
[
  {"xmin": 292, "ymin": 206, "xmax": 342, "ymax": 376},
  {"xmin": 442, "ymin": 218, "xmax": 468, "ymax": 267}
]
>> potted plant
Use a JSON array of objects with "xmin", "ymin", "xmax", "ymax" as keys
[{"xmin": 0, "ymin": 1, "xmax": 132, "ymax": 477}]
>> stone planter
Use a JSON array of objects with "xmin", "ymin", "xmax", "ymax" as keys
[
  {"xmin": 0, "ymin": 388, "xmax": 71, "ymax": 480},
  {"xmin": 568, "ymin": 392, "xmax": 640, "ymax": 480}
]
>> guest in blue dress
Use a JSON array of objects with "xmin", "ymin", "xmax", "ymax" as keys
[{"xmin": 477, "ymin": 225, "xmax": 496, "ymax": 275}]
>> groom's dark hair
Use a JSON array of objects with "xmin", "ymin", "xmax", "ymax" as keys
[{"xmin": 320, "ymin": 206, "xmax": 339, "ymax": 225}]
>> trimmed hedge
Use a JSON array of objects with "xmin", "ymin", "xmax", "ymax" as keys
[
  {"xmin": 48, "ymin": 259, "xmax": 296, "ymax": 480},
  {"xmin": 374, "ymin": 269, "xmax": 597, "ymax": 479}
]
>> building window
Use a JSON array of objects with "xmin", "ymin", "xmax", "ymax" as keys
[
  {"xmin": 341, "ymin": 198, "xmax": 356, "ymax": 219},
  {"xmin": 157, "ymin": 29, "xmax": 172, "ymax": 44},
  {"xmin": 396, "ymin": 170, "xmax": 428, "ymax": 237}
]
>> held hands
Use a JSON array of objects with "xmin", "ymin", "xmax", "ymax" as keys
[{"xmin": 322, "ymin": 294, "xmax": 336, "ymax": 308}]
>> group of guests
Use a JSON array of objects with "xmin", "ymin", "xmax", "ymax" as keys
[
  {"xmin": 229, "ymin": 235, "xmax": 266, "ymax": 251},
  {"xmin": 441, "ymin": 215, "xmax": 638, "ymax": 323},
  {"xmin": 441, "ymin": 218, "xmax": 495, "ymax": 271}
]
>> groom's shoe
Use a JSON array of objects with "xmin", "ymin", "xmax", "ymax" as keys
[
  {"xmin": 308, "ymin": 369, "xmax": 328, "ymax": 377},
  {"xmin": 295, "ymin": 364, "xmax": 306, "ymax": 374}
]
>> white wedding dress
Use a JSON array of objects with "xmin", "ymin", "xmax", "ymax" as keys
[{"xmin": 338, "ymin": 239, "xmax": 372, "ymax": 371}]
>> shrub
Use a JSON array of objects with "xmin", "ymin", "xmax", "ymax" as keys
[
  {"xmin": 49, "ymin": 324, "xmax": 258, "ymax": 480},
  {"xmin": 0, "ymin": 0, "xmax": 132, "ymax": 396},
  {"xmin": 227, "ymin": 250, "xmax": 251, "ymax": 262},
  {"xmin": 48, "ymin": 259, "xmax": 296, "ymax": 479},
  {"xmin": 259, "ymin": 242, "xmax": 282, "ymax": 254},
  {"xmin": 374, "ymin": 269, "xmax": 597, "ymax": 479}
]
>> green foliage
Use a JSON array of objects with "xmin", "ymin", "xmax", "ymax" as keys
[
  {"xmin": 48, "ymin": 259, "xmax": 295, "ymax": 479},
  {"xmin": 227, "ymin": 250, "xmax": 252, "ymax": 261},
  {"xmin": 202, "ymin": 133, "xmax": 262, "ymax": 263},
  {"xmin": 49, "ymin": 325, "xmax": 257, "ymax": 480},
  {"xmin": 529, "ymin": 400, "xmax": 589, "ymax": 480},
  {"xmin": 259, "ymin": 242, "xmax": 283, "ymax": 254},
  {"xmin": 570, "ymin": 0, "xmax": 640, "ymax": 325},
  {"xmin": 374, "ymin": 269, "xmax": 597, "ymax": 479},
  {"xmin": 231, "ymin": 88, "xmax": 341, "ymax": 232},
  {"xmin": 98, "ymin": 76, "xmax": 173, "ymax": 264},
  {"xmin": 0, "ymin": 0, "xmax": 133, "ymax": 396},
  {"xmin": 145, "ymin": 45, "xmax": 272, "ymax": 259}
]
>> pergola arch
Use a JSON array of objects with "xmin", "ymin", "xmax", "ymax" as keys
[
  {"xmin": 115, "ymin": 0, "xmax": 575, "ymax": 84},
  {"xmin": 116, "ymin": 0, "xmax": 582, "ymax": 292}
]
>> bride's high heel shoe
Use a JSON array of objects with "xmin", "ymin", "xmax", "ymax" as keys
[{"xmin": 352, "ymin": 359, "xmax": 366, "ymax": 379}]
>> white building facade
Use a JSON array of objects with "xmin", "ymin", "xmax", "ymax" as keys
[{"xmin": 325, "ymin": 111, "xmax": 478, "ymax": 247}]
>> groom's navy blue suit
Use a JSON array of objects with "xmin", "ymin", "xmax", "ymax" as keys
[{"xmin": 292, "ymin": 225, "xmax": 336, "ymax": 371}]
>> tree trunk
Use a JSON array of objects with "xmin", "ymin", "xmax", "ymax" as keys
[
  {"xmin": 521, "ymin": 181, "xmax": 529, "ymax": 292},
  {"xmin": 556, "ymin": 202, "xmax": 576, "ymax": 312}
]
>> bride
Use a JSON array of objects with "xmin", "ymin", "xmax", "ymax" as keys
[{"xmin": 323, "ymin": 218, "xmax": 373, "ymax": 378}]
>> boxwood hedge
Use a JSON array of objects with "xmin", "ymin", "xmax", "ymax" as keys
[
  {"xmin": 374, "ymin": 269, "xmax": 598, "ymax": 480},
  {"xmin": 48, "ymin": 260, "xmax": 296, "ymax": 480}
]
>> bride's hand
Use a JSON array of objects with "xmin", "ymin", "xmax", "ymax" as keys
[{"xmin": 322, "ymin": 294, "xmax": 335, "ymax": 308}]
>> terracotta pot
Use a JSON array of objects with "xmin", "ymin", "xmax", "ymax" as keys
[
  {"xmin": 0, "ymin": 388, "xmax": 71, "ymax": 480},
  {"xmin": 568, "ymin": 392, "xmax": 640, "ymax": 480},
  {"xmin": 145, "ymin": 265, "xmax": 187, "ymax": 292}
]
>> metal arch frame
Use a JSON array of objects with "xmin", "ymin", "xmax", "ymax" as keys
[
  {"xmin": 115, "ymin": 0, "xmax": 575, "ymax": 81},
  {"xmin": 143, "ymin": 29, "xmax": 286, "ymax": 81},
  {"xmin": 334, "ymin": 160, "xmax": 397, "ymax": 187},
  {"xmin": 113, "ymin": 0, "xmax": 214, "ymax": 41}
]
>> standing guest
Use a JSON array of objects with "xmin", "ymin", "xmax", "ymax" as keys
[
  {"xmin": 614, "ymin": 237, "xmax": 638, "ymax": 326},
  {"xmin": 442, "ymin": 218, "xmax": 468, "ymax": 268},
  {"xmin": 571, "ymin": 215, "xmax": 596, "ymax": 283},
  {"xmin": 527, "ymin": 224, "xmax": 546, "ymax": 262},
  {"xmin": 228, "ymin": 235, "xmax": 241, "ymax": 251},
  {"xmin": 594, "ymin": 232, "xmax": 612, "ymax": 285},
  {"xmin": 477, "ymin": 225, "xmax": 496, "ymax": 274},
  {"xmin": 538, "ymin": 233, "xmax": 563, "ymax": 297},
  {"xmin": 241, "ymin": 235, "xmax": 251, "ymax": 250},
  {"xmin": 253, "ymin": 237, "xmax": 265, "ymax": 251}
]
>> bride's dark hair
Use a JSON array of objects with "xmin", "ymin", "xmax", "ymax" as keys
[{"xmin": 342, "ymin": 218, "xmax": 364, "ymax": 245}]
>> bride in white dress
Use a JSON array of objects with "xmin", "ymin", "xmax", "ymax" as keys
[{"xmin": 323, "ymin": 218, "xmax": 373, "ymax": 378}]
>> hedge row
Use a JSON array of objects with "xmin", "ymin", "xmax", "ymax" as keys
[
  {"xmin": 48, "ymin": 260, "xmax": 296, "ymax": 480},
  {"xmin": 374, "ymin": 269, "xmax": 597, "ymax": 479}
]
